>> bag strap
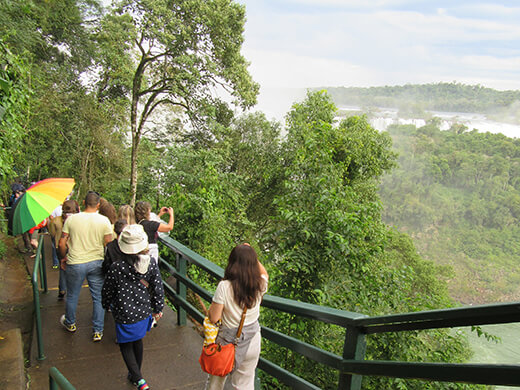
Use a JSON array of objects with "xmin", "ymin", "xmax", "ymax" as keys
[{"xmin": 234, "ymin": 307, "xmax": 248, "ymax": 343}]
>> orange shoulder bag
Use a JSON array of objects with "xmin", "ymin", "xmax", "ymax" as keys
[{"xmin": 199, "ymin": 307, "xmax": 247, "ymax": 377}]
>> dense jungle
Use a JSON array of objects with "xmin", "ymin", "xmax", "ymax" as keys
[{"xmin": 2, "ymin": 1, "xmax": 519, "ymax": 389}]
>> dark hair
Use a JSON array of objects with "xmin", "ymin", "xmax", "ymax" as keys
[
  {"xmin": 223, "ymin": 244, "xmax": 263, "ymax": 309},
  {"xmin": 123, "ymin": 253, "xmax": 139, "ymax": 267},
  {"xmin": 99, "ymin": 198, "xmax": 117, "ymax": 224},
  {"xmin": 85, "ymin": 191, "xmax": 101, "ymax": 208},
  {"xmin": 62, "ymin": 200, "xmax": 80, "ymax": 214},
  {"xmin": 134, "ymin": 201, "xmax": 151, "ymax": 222},
  {"xmin": 114, "ymin": 219, "xmax": 128, "ymax": 236},
  {"xmin": 123, "ymin": 251, "xmax": 149, "ymax": 268}
]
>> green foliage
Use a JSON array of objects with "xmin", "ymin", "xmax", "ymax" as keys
[
  {"xmin": 0, "ymin": 237, "xmax": 6, "ymax": 259},
  {"xmin": 268, "ymin": 92, "xmax": 395, "ymax": 303},
  {"xmin": 0, "ymin": 41, "xmax": 31, "ymax": 182},
  {"xmin": 97, "ymin": 0, "xmax": 260, "ymax": 203},
  {"xmin": 0, "ymin": 0, "xmax": 129, "ymax": 200},
  {"xmin": 156, "ymin": 112, "xmax": 284, "ymax": 264},
  {"xmin": 380, "ymin": 123, "xmax": 520, "ymax": 303},
  {"xmin": 322, "ymin": 83, "xmax": 520, "ymax": 119},
  {"xmin": 0, "ymin": 0, "xmax": 100, "ymax": 67},
  {"xmin": 0, "ymin": 2, "xmax": 496, "ymax": 386},
  {"xmin": 258, "ymin": 91, "xmax": 478, "ymax": 389},
  {"xmin": 164, "ymin": 146, "xmax": 248, "ymax": 264}
]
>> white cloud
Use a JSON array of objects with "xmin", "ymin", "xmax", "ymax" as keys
[
  {"xmin": 281, "ymin": 0, "xmax": 418, "ymax": 8},
  {"xmin": 460, "ymin": 55, "xmax": 520, "ymax": 72},
  {"xmin": 239, "ymin": 1, "xmax": 520, "ymax": 91},
  {"xmin": 244, "ymin": 49, "xmax": 377, "ymax": 88}
]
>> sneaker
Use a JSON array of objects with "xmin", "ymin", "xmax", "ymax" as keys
[
  {"xmin": 92, "ymin": 332, "xmax": 103, "ymax": 342},
  {"xmin": 57, "ymin": 291, "xmax": 65, "ymax": 301},
  {"xmin": 135, "ymin": 379, "xmax": 150, "ymax": 390},
  {"xmin": 52, "ymin": 265, "xmax": 59, "ymax": 269},
  {"xmin": 60, "ymin": 314, "xmax": 76, "ymax": 332}
]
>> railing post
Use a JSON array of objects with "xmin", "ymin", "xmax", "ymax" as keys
[
  {"xmin": 49, "ymin": 366, "xmax": 76, "ymax": 390},
  {"xmin": 176, "ymin": 253, "xmax": 187, "ymax": 326},
  {"xmin": 32, "ymin": 276, "xmax": 45, "ymax": 360},
  {"xmin": 338, "ymin": 325, "xmax": 366, "ymax": 390},
  {"xmin": 40, "ymin": 235, "xmax": 48, "ymax": 293},
  {"xmin": 49, "ymin": 374, "xmax": 58, "ymax": 390}
]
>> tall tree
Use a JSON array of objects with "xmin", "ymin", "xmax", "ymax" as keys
[
  {"xmin": 0, "ymin": 41, "xmax": 32, "ymax": 185},
  {"xmin": 0, "ymin": 0, "xmax": 103, "ymax": 191},
  {"xmin": 97, "ymin": 0, "xmax": 259, "ymax": 205}
]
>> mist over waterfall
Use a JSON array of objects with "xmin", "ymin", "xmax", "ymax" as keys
[
  {"xmin": 252, "ymin": 88, "xmax": 520, "ymax": 139},
  {"xmin": 360, "ymin": 107, "xmax": 520, "ymax": 139}
]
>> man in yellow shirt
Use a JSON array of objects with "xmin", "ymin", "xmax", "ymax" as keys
[{"xmin": 58, "ymin": 191, "xmax": 113, "ymax": 342}]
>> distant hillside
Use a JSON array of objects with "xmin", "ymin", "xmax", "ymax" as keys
[
  {"xmin": 319, "ymin": 83, "xmax": 520, "ymax": 121},
  {"xmin": 379, "ymin": 122, "xmax": 520, "ymax": 304}
]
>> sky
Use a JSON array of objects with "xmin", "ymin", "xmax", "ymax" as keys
[{"xmin": 236, "ymin": 1, "xmax": 520, "ymax": 92}]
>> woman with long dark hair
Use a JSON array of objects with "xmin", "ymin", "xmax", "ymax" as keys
[{"xmin": 206, "ymin": 244, "xmax": 269, "ymax": 390}]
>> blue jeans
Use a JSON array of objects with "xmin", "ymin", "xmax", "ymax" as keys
[
  {"xmin": 64, "ymin": 260, "xmax": 105, "ymax": 333},
  {"xmin": 51, "ymin": 237, "xmax": 59, "ymax": 267},
  {"xmin": 58, "ymin": 267, "xmax": 67, "ymax": 293}
]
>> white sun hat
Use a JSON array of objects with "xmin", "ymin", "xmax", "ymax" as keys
[{"xmin": 118, "ymin": 224, "xmax": 149, "ymax": 254}]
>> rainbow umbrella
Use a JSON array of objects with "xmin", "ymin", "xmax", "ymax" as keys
[{"xmin": 8, "ymin": 178, "xmax": 75, "ymax": 236}]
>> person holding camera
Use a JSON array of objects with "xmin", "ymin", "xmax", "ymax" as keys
[{"xmin": 134, "ymin": 201, "xmax": 174, "ymax": 263}]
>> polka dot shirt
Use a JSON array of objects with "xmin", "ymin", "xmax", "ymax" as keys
[{"xmin": 102, "ymin": 258, "xmax": 164, "ymax": 324}]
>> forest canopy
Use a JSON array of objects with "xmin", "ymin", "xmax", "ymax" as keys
[
  {"xmin": 321, "ymin": 83, "xmax": 520, "ymax": 121},
  {"xmin": 0, "ymin": 1, "xmax": 504, "ymax": 388},
  {"xmin": 380, "ymin": 121, "xmax": 520, "ymax": 304}
]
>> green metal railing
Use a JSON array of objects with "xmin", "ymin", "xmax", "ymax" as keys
[
  {"xmin": 31, "ymin": 234, "xmax": 48, "ymax": 361},
  {"xmin": 158, "ymin": 235, "xmax": 520, "ymax": 390},
  {"xmin": 49, "ymin": 367, "xmax": 76, "ymax": 390}
]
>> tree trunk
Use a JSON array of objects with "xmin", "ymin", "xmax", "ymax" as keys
[
  {"xmin": 129, "ymin": 137, "xmax": 139, "ymax": 207},
  {"xmin": 128, "ymin": 54, "xmax": 147, "ymax": 207}
]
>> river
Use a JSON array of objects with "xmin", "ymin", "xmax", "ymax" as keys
[
  {"xmin": 341, "ymin": 106, "xmax": 520, "ymax": 139},
  {"xmin": 465, "ymin": 323, "xmax": 520, "ymax": 389},
  {"xmin": 253, "ymin": 87, "xmax": 520, "ymax": 139}
]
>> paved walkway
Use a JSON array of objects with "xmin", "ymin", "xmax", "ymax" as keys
[{"xmin": 26, "ymin": 235, "xmax": 208, "ymax": 390}]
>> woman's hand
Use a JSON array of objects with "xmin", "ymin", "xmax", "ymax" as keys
[
  {"xmin": 152, "ymin": 312, "xmax": 163, "ymax": 322},
  {"xmin": 158, "ymin": 207, "xmax": 174, "ymax": 232}
]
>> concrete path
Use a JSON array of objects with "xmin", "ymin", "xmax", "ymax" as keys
[
  {"xmin": 26, "ymin": 235, "xmax": 208, "ymax": 390},
  {"xmin": 0, "ymin": 328, "xmax": 25, "ymax": 389}
]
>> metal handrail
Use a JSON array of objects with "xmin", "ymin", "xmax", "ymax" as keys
[
  {"xmin": 49, "ymin": 367, "xmax": 76, "ymax": 390},
  {"xmin": 31, "ymin": 234, "xmax": 47, "ymax": 361},
  {"xmin": 158, "ymin": 235, "xmax": 520, "ymax": 389}
]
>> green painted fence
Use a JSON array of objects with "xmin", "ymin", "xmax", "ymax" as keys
[
  {"xmin": 49, "ymin": 367, "xmax": 76, "ymax": 390},
  {"xmin": 158, "ymin": 235, "xmax": 520, "ymax": 390},
  {"xmin": 31, "ymin": 234, "xmax": 47, "ymax": 361}
]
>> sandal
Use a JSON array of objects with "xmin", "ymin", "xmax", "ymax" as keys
[{"xmin": 135, "ymin": 379, "xmax": 150, "ymax": 390}]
